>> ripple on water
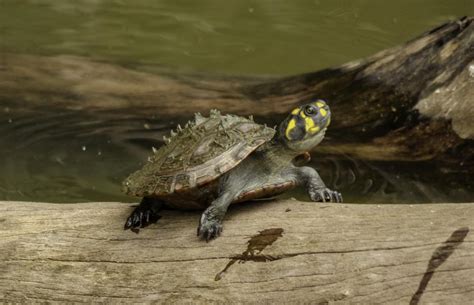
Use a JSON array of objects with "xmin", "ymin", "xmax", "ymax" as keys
[
  {"xmin": 0, "ymin": 106, "xmax": 172, "ymax": 203},
  {"xmin": 1, "ymin": 105, "xmax": 472, "ymax": 203}
]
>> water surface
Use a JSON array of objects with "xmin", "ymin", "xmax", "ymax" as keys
[{"xmin": 1, "ymin": 0, "xmax": 472, "ymax": 203}]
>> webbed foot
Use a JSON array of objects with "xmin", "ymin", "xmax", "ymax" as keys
[
  {"xmin": 296, "ymin": 166, "xmax": 343, "ymax": 203},
  {"xmin": 197, "ymin": 208, "xmax": 223, "ymax": 241},
  {"xmin": 309, "ymin": 187, "xmax": 343, "ymax": 203},
  {"xmin": 124, "ymin": 197, "xmax": 162, "ymax": 233}
]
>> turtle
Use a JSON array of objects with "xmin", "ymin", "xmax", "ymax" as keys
[{"xmin": 122, "ymin": 100, "xmax": 342, "ymax": 241}]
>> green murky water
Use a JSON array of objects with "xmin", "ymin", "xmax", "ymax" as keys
[
  {"xmin": 1, "ymin": 0, "xmax": 473, "ymax": 203},
  {"xmin": 2, "ymin": 0, "xmax": 472, "ymax": 74}
]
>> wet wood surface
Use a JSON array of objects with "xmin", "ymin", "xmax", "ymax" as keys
[{"xmin": 0, "ymin": 200, "xmax": 473, "ymax": 304}]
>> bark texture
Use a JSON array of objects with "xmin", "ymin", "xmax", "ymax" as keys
[
  {"xmin": 0, "ymin": 200, "xmax": 473, "ymax": 304},
  {"xmin": 0, "ymin": 17, "xmax": 473, "ymax": 165}
]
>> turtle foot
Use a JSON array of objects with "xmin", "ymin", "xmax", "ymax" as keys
[
  {"xmin": 309, "ymin": 187, "xmax": 343, "ymax": 203},
  {"xmin": 197, "ymin": 212, "xmax": 223, "ymax": 242},
  {"xmin": 124, "ymin": 205, "xmax": 161, "ymax": 233}
]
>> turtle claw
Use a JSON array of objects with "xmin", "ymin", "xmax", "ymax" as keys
[
  {"xmin": 124, "ymin": 205, "xmax": 161, "ymax": 232},
  {"xmin": 197, "ymin": 212, "xmax": 223, "ymax": 241},
  {"xmin": 309, "ymin": 187, "xmax": 343, "ymax": 203}
]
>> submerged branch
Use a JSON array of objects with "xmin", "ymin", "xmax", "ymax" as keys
[{"xmin": 0, "ymin": 17, "xmax": 473, "ymax": 164}]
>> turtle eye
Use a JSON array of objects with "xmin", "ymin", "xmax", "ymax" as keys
[{"xmin": 304, "ymin": 105, "xmax": 316, "ymax": 116}]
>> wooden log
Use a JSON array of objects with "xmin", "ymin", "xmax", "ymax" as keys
[
  {"xmin": 1, "ymin": 17, "xmax": 472, "ymax": 166},
  {"xmin": 0, "ymin": 200, "xmax": 473, "ymax": 303}
]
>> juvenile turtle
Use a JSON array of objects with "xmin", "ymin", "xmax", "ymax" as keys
[{"xmin": 122, "ymin": 100, "xmax": 342, "ymax": 240}]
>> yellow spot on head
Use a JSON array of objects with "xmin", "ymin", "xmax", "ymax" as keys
[
  {"xmin": 319, "ymin": 108, "xmax": 328, "ymax": 117},
  {"xmin": 305, "ymin": 117, "xmax": 321, "ymax": 134},
  {"xmin": 285, "ymin": 118, "xmax": 296, "ymax": 140},
  {"xmin": 326, "ymin": 117, "xmax": 331, "ymax": 127},
  {"xmin": 316, "ymin": 100, "xmax": 326, "ymax": 108},
  {"xmin": 309, "ymin": 125, "xmax": 320, "ymax": 134},
  {"xmin": 304, "ymin": 117, "xmax": 315, "ymax": 132},
  {"xmin": 291, "ymin": 108, "xmax": 300, "ymax": 115}
]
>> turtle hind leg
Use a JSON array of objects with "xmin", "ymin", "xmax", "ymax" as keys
[{"xmin": 124, "ymin": 197, "xmax": 163, "ymax": 233}]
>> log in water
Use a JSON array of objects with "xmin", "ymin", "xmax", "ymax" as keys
[
  {"xmin": 1, "ymin": 17, "xmax": 472, "ymax": 161},
  {"xmin": 0, "ymin": 17, "xmax": 472, "ymax": 203}
]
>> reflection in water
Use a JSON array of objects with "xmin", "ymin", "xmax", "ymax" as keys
[
  {"xmin": 1, "ymin": 106, "xmax": 167, "ymax": 202},
  {"xmin": 1, "ymin": 105, "xmax": 472, "ymax": 203},
  {"xmin": 309, "ymin": 157, "xmax": 473, "ymax": 204},
  {"xmin": 1, "ymin": 1, "xmax": 472, "ymax": 203}
]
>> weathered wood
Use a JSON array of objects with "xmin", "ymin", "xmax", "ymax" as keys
[
  {"xmin": 1, "ymin": 17, "xmax": 473, "ymax": 167},
  {"xmin": 0, "ymin": 200, "xmax": 473, "ymax": 303}
]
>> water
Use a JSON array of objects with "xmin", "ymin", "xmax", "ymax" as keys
[
  {"xmin": 1, "ymin": 1, "xmax": 473, "ymax": 203},
  {"xmin": 2, "ymin": 0, "xmax": 472, "ymax": 74}
]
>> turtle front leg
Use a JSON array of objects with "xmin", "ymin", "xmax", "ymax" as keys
[
  {"xmin": 197, "ymin": 192, "xmax": 233, "ymax": 241},
  {"xmin": 296, "ymin": 166, "xmax": 343, "ymax": 203},
  {"xmin": 124, "ymin": 197, "xmax": 163, "ymax": 232}
]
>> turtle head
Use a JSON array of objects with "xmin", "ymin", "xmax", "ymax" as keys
[{"xmin": 278, "ymin": 100, "xmax": 331, "ymax": 152}]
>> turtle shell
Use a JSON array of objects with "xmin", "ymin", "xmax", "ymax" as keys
[{"xmin": 122, "ymin": 110, "xmax": 275, "ymax": 197}]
